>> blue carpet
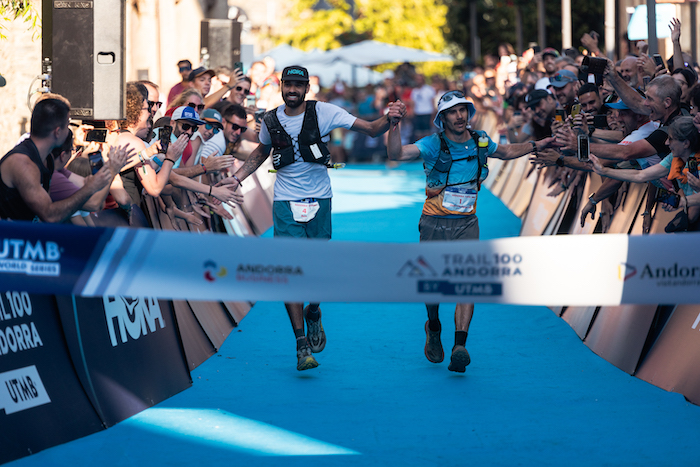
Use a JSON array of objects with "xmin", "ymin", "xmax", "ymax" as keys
[{"xmin": 9, "ymin": 163, "xmax": 700, "ymax": 466}]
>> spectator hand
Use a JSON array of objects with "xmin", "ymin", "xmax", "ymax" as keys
[
  {"xmin": 203, "ymin": 153, "xmax": 234, "ymax": 173},
  {"xmin": 166, "ymin": 134, "xmax": 189, "ymax": 161},
  {"xmin": 84, "ymin": 165, "xmax": 114, "ymax": 193},
  {"xmin": 636, "ymin": 41, "xmax": 649, "ymax": 55},
  {"xmin": 589, "ymin": 154, "xmax": 605, "ymax": 174},
  {"xmin": 530, "ymin": 148, "xmax": 561, "ymax": 168},
  {"xmin": 106, "ymin": 144, "xmax": 134, "ymax": 176},
  {"xmin": 211, "ymin": 183, "xmax": 244, "ymax": 206},
  {"xmin": 580, "ymin": 200, "xmax": 596, "ymax": 227},
  {"xmin": 687, "ymin": 171, "xmax": 700, "ymax": 191},
  {"xmin": 670, "ymin": 18, "xmax": 681, "ymax": 43}
]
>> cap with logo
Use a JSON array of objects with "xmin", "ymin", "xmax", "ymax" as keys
[
  {"xmin": 549, "ymin": 70, "xmax": 578, "ymax": 88},
  {"xmin": 525, "ymin": 89, "xmax": 552, "ymax": 109},
  {"xmin": 281, "ymin": 65, "xmax": 309, "ymax": 82},
  {"xmin": 606, "ymin": 99, "xmax": 631, "ymax": 110},
  {"xmin": 541, "ymin": 47, "xmax": 560, "ymax": 58},
  {"xmin": 188, "ymin": 66, "xmax": 215, "ymax": 82},
  {"xmin": 171, "ymin": 105, "xmax": 205, "ymax": 125},
  {"xmin": 201, "ymin": 108, "xmax": 224, "ymax": 128},
  {"xmin": 433, "ymin": 90, "xmax": 476, "ymax": 130}
]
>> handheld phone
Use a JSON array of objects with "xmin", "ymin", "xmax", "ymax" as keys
[
  {"xmin": 653, "ymin": 54, "xmax": 664, "ymax": 68},
  {"xmin": 554, "ymin": 109, "xmax": 567, "ymax": 123},
  {"xmin": 88, "ymin": 151, "xmax": 104, "ymax": 175},
  {"xmin": 593, "ymin": 114, "xmax": 608, "ymax": 129},
  {"xmin": 571, "ymin": 104, "xmax": 582, "ymax": 117},
  {"xmin": 254, "ymin": 108, "xmax": 266, "ymax": 124},
  {"xmin": 245, "ymin": 94, "xmax": 256, "ymax": 108},
  {"xmin": 688, "ymin": 159, "xmax": 699, "ymax": 178},
  {"xmin": 85, "ymin": 128, "xmax": 108, "ymax": 142},
  {"xmin": 532, "ymin": 45, "xmax": 541, "ymax": 54},
  {"xmin": 234, "ymin": 61, "xmax": 243, "ymax": 73},
  {"xmin": 657, "ymin": 188, "xmax": 680, "ymax": 208},
  {"xmin": 159, "ymin": 125, "xmax": 173, "ymax": 155},
  {"xmin": 577, "ymin": 134, "xmax": 590, "ymax": 162}
]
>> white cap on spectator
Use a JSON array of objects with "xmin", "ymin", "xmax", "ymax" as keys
[{"xmin": 535, "ymin": 77, "xmax": 554, "ymax": 94}]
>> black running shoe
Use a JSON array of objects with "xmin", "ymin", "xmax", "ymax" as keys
[
  {"xmin": 424, "ymin": 320, "xmax": 444, "ymax": 363},
  {"xmin": 448, "ymin": 345, "xmax": 471, "ymax": 373},
  {"xmin": 304, "ymin": 306, "xmax": 326, "ymax": 353}
]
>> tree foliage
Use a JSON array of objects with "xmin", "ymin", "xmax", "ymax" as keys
[
  {"xmin": 276, "ymin": 0, "xmax": 452, "ymax": 76},
  {"xmin": 443, "ymin": 0, "xmax": 604, "ymax": 63},
  {"xmin": 0, "ymin": 0, "xmax": 41, "ymax": 40}
]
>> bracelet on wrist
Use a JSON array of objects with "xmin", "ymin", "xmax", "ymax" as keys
[
  {"xmin": 589, "ymin": 193, "xmax": 598, "ymax": 205},
  {"xmin": 530, "ymin": 140, "xmax": 538, "ymax": 155},
  {"xmin": 232, "ymin": 174, "xmax": 243, "ymax": 186},
  {"xmin": 201, "ymin": 163, "xmax": 207, "ymax": 174},
  {"xmin": 163, "ymin": 158, "xmax": 175, "ymax": 164},
  {"xmin": 208, "ymin": 185, "xmax": 212, "ymax": 196}
]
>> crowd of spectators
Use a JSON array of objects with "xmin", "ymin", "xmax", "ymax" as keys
[{"xmin": 2, "ymin": 18, "xmax": 699, "ymax": 233}]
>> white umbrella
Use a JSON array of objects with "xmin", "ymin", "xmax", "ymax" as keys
[{"xmin": 309, "ymin": 40, "xmax": 454, "ymax": 67}]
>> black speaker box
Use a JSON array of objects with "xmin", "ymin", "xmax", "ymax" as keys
[
  {"xmin": 42, "ymin": 0, "xmax": 126, "ymax": 120},
  {"xmin": 201, "ymin": 19, "xmax": 242, "ymax": 70}
]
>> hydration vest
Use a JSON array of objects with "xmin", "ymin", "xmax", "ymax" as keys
[
  {"xmin": 263, "ymin": 101, "xmax": 332, "ymax": 170},
  {"xmin": 425, "ymin": 130, "xmax": 489, "ymax": 199}
]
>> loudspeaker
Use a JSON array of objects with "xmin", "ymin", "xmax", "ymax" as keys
[
  {"xmin": 42, "ymin": 0, "xmax": 126, "ymax": 120},
  {"xmin": 201, "ymin": 19, "xmax": 242, "ymax": 70}
]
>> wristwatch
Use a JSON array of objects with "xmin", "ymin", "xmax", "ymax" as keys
[
  {"xmin": 556, "ymin": 155, "xmax": 565, "ymax": 167},
  {"xmin": 589, "ymin": 192, "xmax": 598, "ymax": 205}
]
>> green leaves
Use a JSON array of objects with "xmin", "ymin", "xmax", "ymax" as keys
[{"xmin": 0, "ymin": 0, "xmax": 41, "ymax": 40}]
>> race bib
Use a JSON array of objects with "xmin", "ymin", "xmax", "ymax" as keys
[
  {"xmin": 291, "ymin": 200, "xmax": 320, "ymax": 223},
  {"xmin": 442, "ymin": 187, "xmax": 477, "ymax": 213}
]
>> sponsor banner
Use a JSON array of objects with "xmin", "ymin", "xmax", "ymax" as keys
[
  {"xmin": 0, "ymin": 222, "xmax": 699, "ymax": 305},
  {"xmin": 621, "ymin": 234, "xmax": 700, "ymax": 304},
  {"xmin": 0, "ymin": 293, "xmax": 104, "ymax": 464},
  {"xmin": 0, "ymin": 222, "xmax": 112, "ymax": 296},
  {"xmin": 54, "ymin": 296, "xmax": 191, "ymax": 427},
  {"xmin": 83, "ymin": 230, "xmax": 630, "ymax": 306}
]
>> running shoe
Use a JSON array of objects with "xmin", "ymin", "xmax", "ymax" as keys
[
  {"xmin": 297, "ymin": 342, "xmax": 319, "ymax": 371},
  {"xmin": 304, "ymin": 306, "xmax": 326, "ymax": 353},
  {"xmin": 448, "ymin": 345, "xmax": 471, "ymax": 373},
  {"xmin": 424, "ymin": 320, "xmax": 444, "ymax": 363}
]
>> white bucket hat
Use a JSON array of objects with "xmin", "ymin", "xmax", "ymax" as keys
[{"xmin": 433, "ymin": 91, "xmax": 476, "ymax": 130}]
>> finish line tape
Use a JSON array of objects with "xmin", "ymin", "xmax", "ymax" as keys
[{"xmin": 1, "ymin": 222, "xmax": 699, "ymax": 305}]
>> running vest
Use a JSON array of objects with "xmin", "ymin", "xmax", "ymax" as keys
[
  {"xmin": 425, "ymin": 130, "xmax": 489, "ymax": 199},
  {"xmin": 263, "ymin": 101, "xmax": 331, "ymax": 170},
  {"xmin": 0, "ymin": 138, "xmax": 54, "ymax": 221}
]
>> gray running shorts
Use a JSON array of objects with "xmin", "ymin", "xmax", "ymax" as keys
[{"xmin": 418, "ymin": 214, "xmax": 479, "ymax": 242}]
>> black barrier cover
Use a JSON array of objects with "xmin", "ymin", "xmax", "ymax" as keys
[
  {"xmin": 55, "ymin": 296, "xmax": 191, "ymax": 426},
  {"xmin": 0, "ymin": 222, "xmax": 111, "ymax": 296},
  {"xmin": 0, "ymin": 293, "xmax": 104, "ymax": 464}
]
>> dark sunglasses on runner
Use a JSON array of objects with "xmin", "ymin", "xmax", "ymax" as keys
[
  {"xmin": 225, "ymin": 119, "xmax": 248, "ymax": 133},
  {"xmin": 187, "ymin": 102, "xmax": 205, "ymax": 112}
]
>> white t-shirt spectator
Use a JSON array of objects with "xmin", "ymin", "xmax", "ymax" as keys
[
  {"xmin": 411, "ymin": 85, "xmax": 436, "ymax": 116},
  {"xmin": 259, "ymin": 101, "xmax": 356, "ymax": 201},
  {"xmin": 199, "ymin": 131, "xmax": 227, "ymax": 160}
]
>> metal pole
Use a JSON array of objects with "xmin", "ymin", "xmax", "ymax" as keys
[
  {"xmin": 691, "ymin": 2, "xmax": 697, "ymax": 63},
  {"xmin": 562, "ymin": 0, "xmax": 572, "ymax": 49},
  {"xmin": 515, "ymin": 6, "xmax": 523, "ymax": 55},
  {"xmin": 537, "ymin": 0, "xmax": 546, "ymax": 48},
  {"xmin": 605, "ymin": 0, "xmax": 615, "ymax": 59},
  {"xmin": 470, "ymin": 1, "xmax": 480, "ymax": 63},
  {"xmin": 647, "ymin": 0, "xmax": 658, "ymax": 55}
]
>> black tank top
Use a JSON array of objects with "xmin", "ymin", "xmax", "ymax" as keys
[{"xmin": 0, "ymin": 138, "xmax": 54, "ymax": 221}]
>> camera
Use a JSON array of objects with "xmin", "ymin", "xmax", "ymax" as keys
[
  {"xmin": 579, "ymin": 56, "xmax": 606, "ymax": 86},
  {"xmin": 577, "ymin": 134, "xmax": 590, "ymax": 162}
]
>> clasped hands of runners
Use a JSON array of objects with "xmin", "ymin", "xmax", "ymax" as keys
[{"xmin": 388, "ymin": 101, "xmax": 408, "ymax": 125}]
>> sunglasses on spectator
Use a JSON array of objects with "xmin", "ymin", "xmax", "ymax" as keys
[
  {"xmin": 439, "ymin": 90, "xmax": 465, "ymax": 103},
  {"xmin": 179, "ymin": 66, "xmax": 192, "ymax": 72},
  {"xmin": 234, "ymin": 86, "xmax": 251, "ymax": 94},
  {"xmin": 187, "ymin": 102, "xmax": 205, "ymax": 112},
  {"xmin": 147, "ymin": 100, "xmax": 162, "ymax": 111},
  {"xmin": 225, "ymin": 119, "xmax": 248, "ymax": 133},
  {"xmin": 180, "ymin": 122, "xmax": 198, "ymax": 132},
  {"xmin": 204, "ymin": 123, "xmax": 221, "ymax": 134},
  {"xmin": 550, "ymin": 73, "xmax": 574, "ymax": 82}
]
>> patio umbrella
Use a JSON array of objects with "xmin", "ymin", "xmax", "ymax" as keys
[{"xmin": 311, "ymin": 40, "xmax": 454, "ymax": 66}]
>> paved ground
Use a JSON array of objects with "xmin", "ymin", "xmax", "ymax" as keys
[{"xmin": 9, "ymin": 163, "xmax": 700, "ymax": 466}]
